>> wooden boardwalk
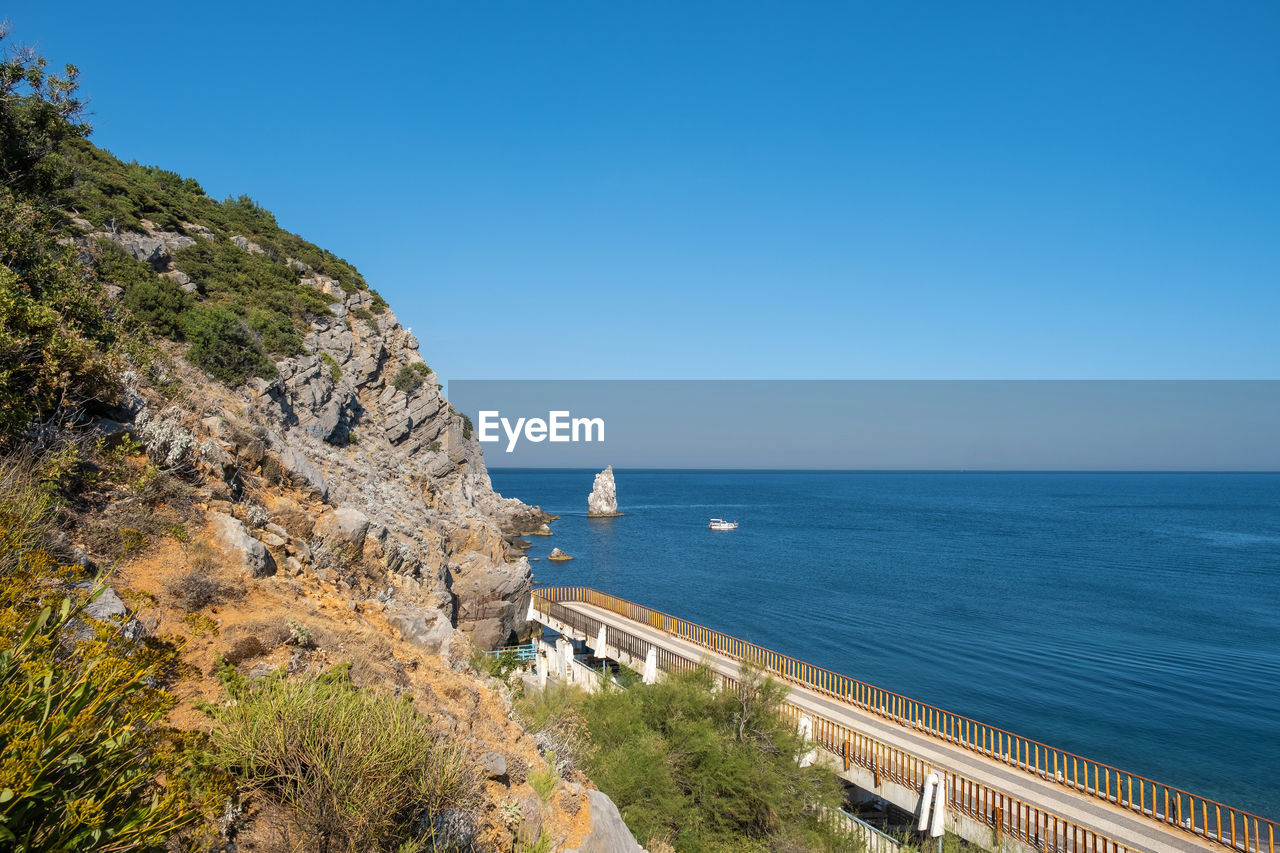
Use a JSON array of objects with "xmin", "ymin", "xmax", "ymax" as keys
[{"xmin": 532, "ymin": 588, "xmax": 1274, "ymax": 853}]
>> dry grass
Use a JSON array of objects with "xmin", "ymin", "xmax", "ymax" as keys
[{"xmin": 165, "ymin": 543, "xmax": 245, "ymax": 611}]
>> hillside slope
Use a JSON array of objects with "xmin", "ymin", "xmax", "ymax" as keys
[{"xmin": 0, "ymin": 35, "xmax": 647, "ymax": 852}]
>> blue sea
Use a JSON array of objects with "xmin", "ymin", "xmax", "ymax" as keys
[{"xmin": 489, "ymin": 469, "xmax": 1280, "ymax": 819}]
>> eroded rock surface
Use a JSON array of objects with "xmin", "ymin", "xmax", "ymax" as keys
[
  {"xmin": 95, "ymin": 222, "xmax": 557, "ymax": 649},
  {"xmin": 587, "ymin": 465, "xmax": 619, "ymax": 516}
]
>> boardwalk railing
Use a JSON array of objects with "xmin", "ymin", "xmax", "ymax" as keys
[
  {"xmin": 533, "ymin": 586, "xmax": 1276, "ymax": 853},
  {"xmin": 825, "ymin": 809, "xmax": 906, "ymax": 853},
  {"xmin": 485, "ymin": 640, "xmax": 536, "ymax": 662}
]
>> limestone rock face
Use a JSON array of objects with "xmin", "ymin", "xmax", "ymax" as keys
[
  {"xmin": 93, "ymin": 220, "xmax": 556, "ymax": 650},
  {"xmin": 209, "ymin": 512, "xmax": 276, "ymax": 578},
  {"xmin": 586, "ymin": 465, "xmax": 618, "ymax": 516},
  {"xmin": 566, "ymin": 790, "xmax": 644, "ymax": 853}
]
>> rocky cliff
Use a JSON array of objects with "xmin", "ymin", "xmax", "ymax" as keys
[{"xmin": 89, "ymin": 218, "xmax": 552, "ymax": 650}]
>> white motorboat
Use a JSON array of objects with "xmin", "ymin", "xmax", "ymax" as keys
[{"xmin": 708, "ymin": 518, "xmax": 739, "ymax": 530}]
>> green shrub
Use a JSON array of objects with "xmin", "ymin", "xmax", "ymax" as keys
[
  {"xmin": 0, "ymin": 452, "xmax": 221, "ymax": 853},
  {"xmin": 93, "ymin": 239, "xmax": 189, "ymax": 339},
  {"xmin": 247, "ymin": 306, "xmax": 304, "ymax": 356},
  {"xmin": 391, "ymin": 365, "xmax": 422, "ymax": 394},
  {"xmin": 460, "ymin": 413, "xmax": 473, "ymax": 440},
  {"xmin": 0, "ymin": 196, "xmax": 116, "ymax": 447},
  {"xmin": 472, "ymin": 648, "xmax": 524, "ymax": 684},
  {"xmin": 54, "ymin": 141, "xmax": 368, "ymax": 293},
  {"xmin": 0, "ymin": 28, "xmax": 89, "ymax": 199},
  {"xmin": 122, "ymin": 277, "xmax": 188, "ymax": 339},
  {"xmin": 0, "ymin": 597, "xmax": 211, "ymax": 850},
  {"xmin": 522, "ymin": 666, "xmax": 854, "ymax": 853},
  {"xmin": 207, "ymin": 664, "xmax": 479, "ymax": 853},
  {"xmin": 320, "ymin": 352, "xmax": 341, "ymax": 381},
  {"xmin": 529, "ymin": 751, "xmax": 557, "ymax": 803},
  {"xmin": 172, "ymin": 240, "xmax": 297, "ymax": 311},
  {"xmin": 410, "ymin": 362, "xmax": 431, "ymax": 376},
  {"xmin": 286, "ymin": 619, "xmax": 316, "ymax": 649},
  {"xmin": 181, "ymin": 305, "xmax": 275, "ymax": 385}
]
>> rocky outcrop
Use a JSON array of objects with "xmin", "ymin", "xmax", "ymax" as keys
[
  {"xmin": 95, "ymin": 220, "xmax": 555, "ymax": 649},
  {"xmin": 112, "ymin": 228, "xmax": 195, "ymax": 270},
  {"xmin": 587, "ymin": 465, "xmax": 620, "ymax": 517},
  {"xmin": 547, "ymin": 548, "xmax": 573, "ymax": 561},
  {"xmin": 387, "ymin": 605, "xmax": 456, "ymax": 657},
  {"xmin": 566, "ymin": 790, "xmax": 645, "ymax": 853}
]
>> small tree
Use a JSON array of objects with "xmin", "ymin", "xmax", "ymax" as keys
[{"xmin": 0, "ymin": 23, "xmax": 89, "ymax": 197}]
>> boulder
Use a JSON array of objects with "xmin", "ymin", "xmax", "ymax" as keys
[
  {"xmin": 565, "ymin": 790, "xmax": 644, "ymax": 853},
  {"xmin": 83, "ymin": 586, "xmax": 128, "ymax": 622},
  {"xmin": 387, "ymin": 606, "xmax": 455, "ymax": 656},
  {"xmin": 587, "ymin": 466, "xmax": 620, "ymax": 517},
  {"xmin": 515, "ymin": 793, "xmax": 544, "ymax": 847},
  {"xmin": 547, "ymin": 548, "xmax": 573, "ymax": 562},
  {"xmin": 209, "ymin": 512, "xmax": 276, "ymax": 578},
  {"xmin": 452, "ymin": 555, "xmax": 531, "ymax": 649},
  {"xmin": 231, "ymin": 234, "xmax": 265, "ymax": 254},
  {"xmin": 113, "ymin": 231, "xmax": 182, "ymax": 269},
  {"xmin": 480, "ymin": 751, "xmax": 508, "ymax": 781},
  {"xmin": 314, "ymin": 507, "xmax": 371, "ymax": 565},
  {"xmin": 267, "ymin": 441, "xmax": 329, "ymax": 500}
]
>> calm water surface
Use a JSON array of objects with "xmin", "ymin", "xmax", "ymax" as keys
[{"xmin": 489, "ymin": 469, "xmax": 1280, "ymax": 818}]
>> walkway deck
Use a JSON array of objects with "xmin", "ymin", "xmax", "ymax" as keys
[{"xmin": 532, "ymin": 588, "xmax": 1274, "ymax": 853}]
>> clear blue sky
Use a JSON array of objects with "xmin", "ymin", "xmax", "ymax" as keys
[{"xmin": 10, "ymin": 2, "xmax": 1279, "ymax": 380}]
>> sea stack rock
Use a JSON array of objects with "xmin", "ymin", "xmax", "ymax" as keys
[
  {"xmin": 587, "ymin": 465, "xmax": 621, "ymax": 517},
  {"xmin": 548, "ymin": 547, "xmax": 573, "ymax": 561}
]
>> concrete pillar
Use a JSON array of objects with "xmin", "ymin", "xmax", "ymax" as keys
[
  {"xmin": 929, "ymin": 773, "xmax": 947, "ymax": 838},
  {"xmin": 642, "ymin": 648, "xmax": 658, "ymax": 684},
  {"xmin": 918, "ymin": 773, "xmax": 939, "ymax": 832},
  {"xmin": 595, "ymin": 625, "xmax": 608, "ymax": 659},
  {"xmin": 798, "ymin": 714, "xmax": 817, "ymax": 767},
  {"xmin": 535, "ymin": 641, "xmax": 549, "ymax": 689},
  {"xmin": 557, "ymin": 637, "xmax": 573, "ymax": 680}
]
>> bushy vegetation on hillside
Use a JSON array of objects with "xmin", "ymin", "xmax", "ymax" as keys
[
  {"xmin": 0, "ymin": 37, "xmax": 119, "ymax": 447},
  {"xmin": 208, "ymin": 662, "xmax": 479, "ymax": 853},
  {"xmin": 519, "ymin": 667, "xmax": 856, "ymax": 853},
  {"xmin": 0, "ymin": 455, "xmax": 222, "ymax": 850},
  {"xmin": 0, "ymin": 25, "xmax": 373, "ymax": 443},
  {"xmin": 54, "ymin": 140, "xmax": 367, "ymax": 293}
]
